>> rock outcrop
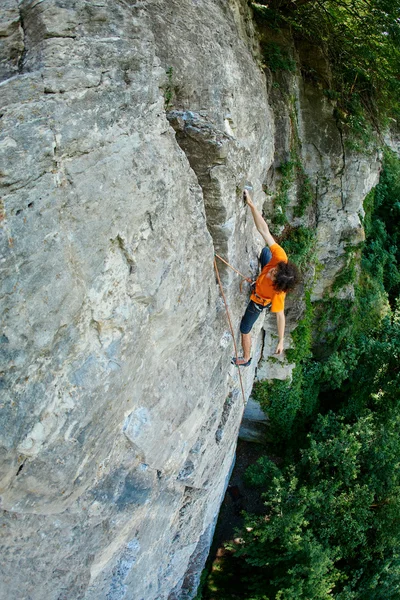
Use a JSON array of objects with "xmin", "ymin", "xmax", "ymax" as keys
[
  {"xmin": 251, "ymin": 34, "xmax": 380, "ymax": 382},
  {"xmin": 0, "ymin": 1, "xmax": 380, "ymax": 599}
]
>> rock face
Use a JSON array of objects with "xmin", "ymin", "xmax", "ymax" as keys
[{"xmin": 0, "ymin": 1, "xmax": 380, "ymax": 599}]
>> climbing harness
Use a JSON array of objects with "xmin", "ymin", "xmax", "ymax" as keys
[
  {"xmin": 213, "ymin": 254, "xmax": 249, "ymax": 406},
  {"xmin": 215, "ymin": 252, "xmax": 271, "ymax": 309}
]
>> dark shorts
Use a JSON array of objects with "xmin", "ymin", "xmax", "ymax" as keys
[
  {"xmin": 240, "ymin": 300, "xmax": 268, "ymax": 334},
  {"xmin": 239, "ymin": 247, "xmax": 273, "ymax": 335}
]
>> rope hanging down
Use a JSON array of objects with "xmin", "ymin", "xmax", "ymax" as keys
[
  {"xmin": 213, "ymin": 255, "xmax": 247, "ymax": 406},
  {"xmin": 214, "ymin": 253, "xmax": 253, "ymax": 293}
]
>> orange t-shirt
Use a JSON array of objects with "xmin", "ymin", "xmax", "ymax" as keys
[{"xmin": 250, "ymin": 243, "xmax": 288, "ymax": 312}]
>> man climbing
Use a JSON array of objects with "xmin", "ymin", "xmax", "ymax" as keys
[{"xmin": 232, "ymin": 189, "xmax": 300, "ymax": 366}]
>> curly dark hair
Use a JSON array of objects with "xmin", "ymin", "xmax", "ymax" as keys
[{"xmin": 273, "ymin": 261, "xmax": 301, "ymax": 293}]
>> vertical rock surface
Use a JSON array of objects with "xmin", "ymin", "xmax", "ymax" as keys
[
  {"xmin": 1, "ymin": 1, "xmax": 271, "ymax": 599},
  {"xmin": 0, "ymin": 1, "xmax": 381, "ymax": 599}
]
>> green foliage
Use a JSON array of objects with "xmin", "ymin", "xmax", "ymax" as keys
[
  {"xmin": 262, "ymin": 42, "xmax": 297, "ymax": 73},
  {"xmin": 319, "ymin": 347, "xmax": 359, "ymax": 390},
  {"xmin": 363, "ymin": 148, "xmax": 400, "ymax": 304},
  {"xmin": 280, "ymin": 225, "xmax": 316, "ymax": 272},
  {"xmin": 331, "ymin": 249, "xmax": 358, "ymax": 292},
  {"xmin": 227, "ymin": 392, "xmax": 400, "ymax": 599},
  {"xmin": 361, "ymin": 188, "xmax": 376, "ymax": 239},
  {"xmin": 271, "ymin": 114, "xmax": 314, "ymax": 225},
  {"xmin": 252, "ymin": 376, "xmax": 302, "ymax": 443},
  {"xmin": 341, "ymin": 304, "xmax": 400, "ymax": 420},
  {"xmin": 251, "ymin": 0, "xmax": 400, "ymax": 137},
  {"xmin": 272, "ymin": 159, "xmax": 296, "ymax": 225},
  {"xmin": 164, "ymin": 66, "xmax": 174, "ymax": 110},
  {"xmin": 235, "ymin": 481, "xmax": 342, "ymax": 600},
  {"xmin": 293, "ymin": 171, "xmax": 313, "ymax": 218}
]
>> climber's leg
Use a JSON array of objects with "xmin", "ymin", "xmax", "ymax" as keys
[
  {"xmin": 231, "ymin": 300, "xmax": 264, "ymax": 366},
  {"xmin": 241, "ymin": 332, "xmax": 252, "ymax": 363}
]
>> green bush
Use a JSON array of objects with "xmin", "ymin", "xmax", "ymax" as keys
[
  {"xmin": 227, "ymin": 397, "xmax": 400, "ymax": 599},
  {"xmin": 280, "ymin": 226, "xmax": 316, "ymax": 272},
  {"xmin": 363, "ymin": 148, "xmax": 400, "ymax": 304},
  {"xmin": 262, "ymin": 42, "xmax": 297, "ymax": 73}
]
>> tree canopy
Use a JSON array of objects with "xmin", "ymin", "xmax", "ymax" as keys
[{"xmin": 252, "ymin": 0, "xmax": 400, "ymax": 138}]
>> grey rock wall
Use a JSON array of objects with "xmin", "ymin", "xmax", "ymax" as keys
[
  {"xmin": 1, "ymin": 1, "xmax": 273, "ymax": 599},
  {"xmin": 0, "ymin": 1, "xmax": 382, "ymax": 599}
]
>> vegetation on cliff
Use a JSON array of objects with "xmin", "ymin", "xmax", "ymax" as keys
[
  {"xmin": 253, "ymin": 0, "xmax": 400, "ymax": 143},
  {"xmin": 199, "ymin": 146, "xmax": 400, "ymax": 598},
  {"xmin": 196, "ymin": 4, "xmax": 400, "ymax": 596}
]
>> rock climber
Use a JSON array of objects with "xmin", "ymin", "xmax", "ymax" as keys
[{"xmin": 232, "ymin": 189, "xmax": 300, "ymax": 366}]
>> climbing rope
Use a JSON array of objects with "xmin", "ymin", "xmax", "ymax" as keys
[
  {"xmin": 214, "ymin": 253, "xmax": 252, "ymax": 283},
  {"xmin": 213, "ymin": 255, "xmax": 247, "ymax": 407},
  {"xmin": 214, "ymin": 253, "xmax": 253, "ymax": 293}
]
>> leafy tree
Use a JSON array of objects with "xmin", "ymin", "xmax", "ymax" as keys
[
  {"xmin": 252, "ymin": 0, "xmax": 400, "ymax": 137},
  {"xmin": 226, "ymin": 375, "xmax": 400, "ymax": 598},
  {"xmin": 363, "ymin": 149, "xmax": 400, "ymax": 303}
]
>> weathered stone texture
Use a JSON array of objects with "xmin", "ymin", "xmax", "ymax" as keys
[
  {"xmin": 0, "ymin": 1, "xmax": 272, "ymax": 599},
  {"xmin": 0, "ymin": 0, "xmax": 24, "ymax": 81},
  {"xmin": 297, "ymin": 79, "xmax": 380, "ymax": 300}
]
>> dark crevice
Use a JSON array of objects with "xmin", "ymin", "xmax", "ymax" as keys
[
  {"xmin": 114, "ymin": 234, "xmax": 135, "ymax": 269},
  {"xmin": 335, "ymin": 119, "xmax": 347, "ymax": 210},
  {"xmin": 166, "ymin": 110, "xmax": 233, "ymax": 279},
  {"xmin": 44, "ymin": 34, "xmax": 77, "ymax": 40},
  {"xmin": 17, "ymin": 6, "xmax": 27, "ymax": 74},
  {"xmin": 256, "ymin": 328, "xmax": 266, "ymax": 374},
  {"xmin": 90, "ymin": 316, "xmax": 102, "ymax": 346},
  {"xmin": 215, "ymin": 393, "xmax": 235, "ymax": 444},
  {"xmin": 146, "ymin": 211, "xmax": 154, "ymax": 232},
  {"xmin": 311, "ymin": 142, "xmax": 324, "ymax": 163},
  {"xmin": 314, "ymin": 176, "xmax": 320, "ymax": 227},
  {"xmin": 16, "ymin": 459, "xmax": 27, "ymax": 476},
  {"xmin": 50, "ymin": 124, "xmax": 59, "ymax": 173}
]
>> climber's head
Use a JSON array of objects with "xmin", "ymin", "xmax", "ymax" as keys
[{"xmin": 272, "ymin": 261, "xmax": 301, "ymax": 293}]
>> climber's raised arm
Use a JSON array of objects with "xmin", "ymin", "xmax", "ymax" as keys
[{"xmin": 243, "ymin": 189, "xmax": 275, "ymax": 247}]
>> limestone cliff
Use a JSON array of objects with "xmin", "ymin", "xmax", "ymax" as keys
[{"xmin": 0, "ymin": 1, "xmax": 380, "ymax": 599}]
